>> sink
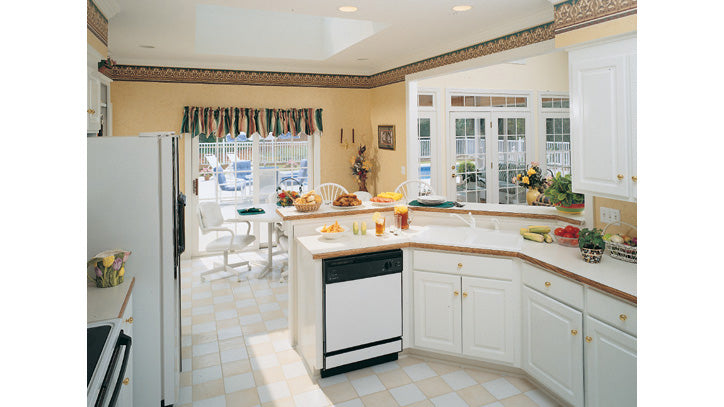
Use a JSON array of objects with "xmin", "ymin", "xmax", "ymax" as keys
[{"xmin": 419, "ymin": 225, "xmax": 522, "ymax": 251}]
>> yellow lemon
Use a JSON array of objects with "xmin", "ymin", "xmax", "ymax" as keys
[{"xmin": 372, "ymin": 212, "xmax": 381, "ymax": 223}]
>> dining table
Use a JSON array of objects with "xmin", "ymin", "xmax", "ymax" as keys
[{"xmin": 231, "ymin": 202, "xmax": 283, "ymax": 278}]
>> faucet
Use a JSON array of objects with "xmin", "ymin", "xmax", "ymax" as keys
[
  {"xmin": 450, "ymin": 212, "xmax": 476, "ymax": 229},
  {"xmin": 491, "ymin": 218, "xmax": 500, "ymax": 231}
]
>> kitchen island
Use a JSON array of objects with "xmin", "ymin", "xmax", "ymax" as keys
[{"xmin": 280, "ymin": 202, "xmax": 636, "ymax": 407}]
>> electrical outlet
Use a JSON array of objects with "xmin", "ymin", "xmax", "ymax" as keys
[{"xmin": 600, "ymin": 207, "xmax": 621, "ymax": 224}]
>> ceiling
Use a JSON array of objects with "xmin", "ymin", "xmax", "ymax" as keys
[{"xmin": 109, "ymin": 0, "xmax": 554, "ymax": 75}]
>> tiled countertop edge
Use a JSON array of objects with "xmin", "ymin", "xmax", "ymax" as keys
[{"xmin": 309, "ymin": 243, "xmax": 636, "ymax": 304}]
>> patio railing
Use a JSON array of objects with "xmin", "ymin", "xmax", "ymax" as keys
[{"xmin": 200, "ymin": 140, "xmax": 308, "ymax": 168}]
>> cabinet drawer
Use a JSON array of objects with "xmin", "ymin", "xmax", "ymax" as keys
[
  {"xmin": 586, "ymin": 289, "xmax": 636, "ymax": 336},
  {"xmin": 522, "ymin": 264, "xmax": 583, "ymax": 310},
  {"xmin": 413, "ymin": 250, "xmax": 514, "ymax": 280}
]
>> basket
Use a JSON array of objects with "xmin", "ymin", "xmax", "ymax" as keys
[
  {"xmin": 293, "ymin": 200, "xmax": 322, "ymax": 212},
  {"xmin": 603, "ymin": 222, "xmax": 637, "ymax": 263}
]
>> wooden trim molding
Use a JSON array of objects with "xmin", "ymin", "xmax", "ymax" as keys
[
  {"xmin": 87, "ymin": 0, "xmax": 109, "ymax": 46},
  {"xmin": 277, "ymin": 205, "xmax": 583, "ymax": 225},
  {"xmin": 553, "ymin": 0, "xmax": 637, "ymax": 34},
  {"xmin": 310, "ymin": 244, "xmax": 636, "ymax": 303},
  {"xmin": 110, "ymin": 22, "xmax": 554, "ymax": 89}
]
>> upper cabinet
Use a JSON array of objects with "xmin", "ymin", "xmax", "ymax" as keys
[
  {"xmin": 87, "ymin": 45, "xmax": 112, "ymax": 137},
  {"xmin": 569, "ymin": 36, "xmax": 637, "ymax": 201}
]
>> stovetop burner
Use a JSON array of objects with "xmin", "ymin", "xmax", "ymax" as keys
[{"xmin": 87, "ymin": 325, "xmax": 112, "ymax": 386}]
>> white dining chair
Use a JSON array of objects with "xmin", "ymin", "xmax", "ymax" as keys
[
  {"xmin": 198, "ymin": 201, "xmax": 256, "ymax": 282},
  {"xmin": 317, "ymin": 183, "xmax": 349, "ymax": 204},
  {"xmin": 351, "ymin": 191, "xmax": 372, "ymax": 201},
  {"xmin": 395, "ymin": 179, "xmax": 435, "ymax": 203}
]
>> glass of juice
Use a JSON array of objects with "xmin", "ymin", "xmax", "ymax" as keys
[
  {"xmin": 394, "ymin": 205, "xmax": 410, "ymax": 230},
  {"xmin": 375, "ymin": 218, "xmax": 385, "ymax": 236}
]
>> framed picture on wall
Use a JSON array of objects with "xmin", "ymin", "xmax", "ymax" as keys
[{"xmin": 378, "ymin": 125, "xmax": 395, "ymax": 150}]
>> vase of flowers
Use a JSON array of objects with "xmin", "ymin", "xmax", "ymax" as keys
[
  {"xmin": 351, "ymin": 145, "xmax": 370, "ymax": 191},
  {"xmin": 276, "ymin": 188, "xmax": 300, "ymax": 207},
  {"xmin": 87, "ymin": 250, "xmax": 131, "ymax": 288},
  {"xmin": 512, "ymin": 162, "xmax": 545, "ymax": 205}
]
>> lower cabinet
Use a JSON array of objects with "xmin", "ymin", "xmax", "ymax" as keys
[
  {"xmin": 584, "ymin": 315, "xmax": 637, "ymax": 407},
  {"xmin": 523, "ymin": 286, "xmax": 584, "ymax": 407},
  {"xmin": 413, "ymin": 270, "xmax": 517, "ymax": 364}
]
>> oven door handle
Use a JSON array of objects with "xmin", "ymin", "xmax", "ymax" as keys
[{"xmin": 106, "ymin": 331, "xmax": 132, "ymax": 407}]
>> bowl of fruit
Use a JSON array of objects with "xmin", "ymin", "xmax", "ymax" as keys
[{"xmin": 553, "ymin": 225, "xmax": 580, "ymax": 247}]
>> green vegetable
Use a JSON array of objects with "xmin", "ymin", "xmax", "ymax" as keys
[{"xmin": 578, "ymin": 228, "xmax": 605, "ymax": 250}]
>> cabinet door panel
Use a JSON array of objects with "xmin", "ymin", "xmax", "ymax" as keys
[
  {"xmin": 462, "ymin": 276, "xmax": 516, "ymax": 364},
  {"xmin": 413, "ymin": 271, "xmax": 461, "ymax": 353},
  {"xmin": 523, "ymin": 287, "xmax": 583, "ymax": 407},
  {"xmin": 585, "ymin": 316, "xmax": 637, "ymax": 407}
]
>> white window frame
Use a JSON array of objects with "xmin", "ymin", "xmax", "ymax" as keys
[
  {"xmin": 538, "ymin": 92, "xmax": 571, "ymax": 177},
  {"xmin": 416, "ymin": 88, "xmax": 440, "ymax": 192}
]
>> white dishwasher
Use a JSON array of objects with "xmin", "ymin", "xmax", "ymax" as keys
[{"xmin": 322, "ymin": 249, "xmax": 403, "ymax": 377}]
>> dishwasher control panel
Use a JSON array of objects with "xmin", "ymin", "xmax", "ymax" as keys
[{"xmin": 323, "ymin": 250, "xmax": 403, "ymax": 284}]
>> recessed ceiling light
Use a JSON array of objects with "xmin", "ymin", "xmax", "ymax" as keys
[
  {"xmin": 452, "ymin": 5, "xmax": 473, "ymax": 12},
  {"xmin": 357, "ymin": 58, "xmax": 369, "ymax": 61},
  {"xmin": 338, "ymin": 6, "xmax": 358, "ymax": 12},
  {"xmin": 139, "ymin": 45, "xmax": 155, "ymax": 49}
]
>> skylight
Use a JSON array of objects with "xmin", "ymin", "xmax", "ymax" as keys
[{"xmin": 195, "ymin": 5, "xmax": 387, "ymax": 60}]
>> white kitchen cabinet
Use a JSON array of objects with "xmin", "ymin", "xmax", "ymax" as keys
[
  {"xmin": 461, "ymin": 276, "xmax": 517, "ymax": 364},
  {"xmin": 523, "ymin": 286, "xmax": 584, "ymax": 407},
  {"xmin": 584, "ymin": 315, "xmax": 637, "ymax": 407},
  {"xmin": 87, "ymin": 73, "xmax": 102, "ymax": 134},
  {"xmin": 569, "ymin": 35, "xmax": 637, "ymax": 201},
  {"xmin": 413, "ymin": 271, "xmax": 461, "ymax": 354},
  {"xmin": 117, "ymin": 295, "xmax": 134, "ymax": 407}
]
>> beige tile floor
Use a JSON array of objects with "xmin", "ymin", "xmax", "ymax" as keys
[{"xmin": 179, "ymin": 251, "xmax": 561, "ymax": 407}]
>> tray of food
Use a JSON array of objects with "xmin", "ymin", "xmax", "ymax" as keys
[
  {"xmin": 370, "ymin": 192, "xmax": 403, "ymax": 206},
  {"xmin": 331, "ymin": 193, "xmax": 363, "ymax": 208}
]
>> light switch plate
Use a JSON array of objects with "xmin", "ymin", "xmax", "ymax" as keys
[{"xmin": 600, "ymin": 207, "xmax": 621, "ymax": 224}]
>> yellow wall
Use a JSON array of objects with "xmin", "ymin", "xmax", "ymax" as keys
[
  {"xmin": 368, "ymin": 82, "xmax": 407, "ymax": 195},
  {"xmin": 110, "ymin": 81, "xmax": 372, "ymax": 194},
  {"xmin": 555, "ymin": 14, "xmax": 637, "ymax": 49},
  {"xmin": 87, "ymin": 28, "xmax": 107, "ymax": 57}
]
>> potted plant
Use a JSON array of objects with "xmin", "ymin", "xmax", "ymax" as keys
[
  {"xmin": 543, "ymin": 172, "xmax": 584, "ymax": 213},
  {"xmin": 578, "ymin": 228, "xmax": 605, "ymax": 263},
  {"xmin": 512, "ymin": 162, "xmax": 545, "ymax": 205},
  {"xmin": 200, "ymin": 165, "xmax": 213, "ymax": 181}
]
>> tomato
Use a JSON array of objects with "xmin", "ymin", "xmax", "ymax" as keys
[{"xmin": 554, "ymin": 228, "xmax": 564, "ymax": 236}]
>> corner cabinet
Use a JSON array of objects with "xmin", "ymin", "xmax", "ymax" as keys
[{"xmin": 569, "ymin": 35, "xmax": 637, "ymax": 201}]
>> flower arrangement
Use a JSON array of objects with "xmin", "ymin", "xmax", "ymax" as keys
[
  {"xmin": 351, "ymin": 145, "xmax": 371, "ymax": 191},
  {"xmin": 276, "ymin": 189, "xmax": 300, "ymax": 207},
  {"xmin": 87, "ymin": 250, "xmax": 131, "ymax": 288},
  {"xmin": 200, "ymin": 165, "xmax": 213, "ymax": 180},
  {"xmin": 512, "ymin": 162, "xmax": 545, "ymax": 191}
]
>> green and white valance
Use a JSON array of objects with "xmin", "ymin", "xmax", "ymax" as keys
[{"xmin": 181, "ymin": 106, "xmax": 323, "ymax": 141}]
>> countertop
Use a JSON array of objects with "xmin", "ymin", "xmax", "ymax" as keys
[
  {"xmin": 296, "ymin": 226, "xmax": 636, "ymax": 303},
  {"xmin": 277, "ymin": 201, "xmax": 585, "ymax": 225},
  {"xmin": 87, "ymin": 277, "xmax": 135, "ymax": 323}
]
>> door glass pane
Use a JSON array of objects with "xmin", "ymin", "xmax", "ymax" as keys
[
  {"xmin": 418, "ymin": 118, "xmax": 431, "ymax": 184},
  {"xmin": 418, "ymin": 94, "xmax": 433, "ymax": 107},
  {"xmin": 454, "ymin": 117, "xmax": 486, "ymax": 203},
  {"xmin": 451, "ymin": 96, "xmax": 464, "ymax": 106},
  {"xmin": 545, "ymin": 117, "xmax": 571, "ymax": 176},
  {"xmin": 497, "ymin": 117, "xmax": 526, "ymax": 204}
]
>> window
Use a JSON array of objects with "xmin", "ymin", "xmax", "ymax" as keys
[{"xmin": 540, "ymin": 95, "xmax": 571, "ymax": 176}]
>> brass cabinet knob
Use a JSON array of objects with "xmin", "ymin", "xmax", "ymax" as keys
[
  {"xmin": 123, "ymin": 378, "xmax": 130, "ymax": 385},
  {"xmin": 631, "ymin": 176, "xmax": 637, "ymax": 182},
  {"xmin": 87, "ymin": 109, "xmax": 96, "ymax": 114},
  {"xmin": 571, "ymin": 329, "xmax": 578, "ymax": 336},
  {"xmin": 125, "ymin": 316, "xmax": 134, "ymax": 324},
  {"xmin": 617, "ymin": 174, "xmax": 624, "ymax": 180},
  {"xmin": 619, "ymin": 314, "xmax": 628, "ymax": 322},
  {"xmin": 585, "ymin": 336, "xmax": 593, "ymax": 343},
  {"xmin": 451, "ymin": 165, "xmax": 456, "ymax": 170},
  {"xmin": 462, "ymin": 292, "xmax": 468, "ymax": 297},
  {"xmin": 451, "ymin": 174, "xmax": 456, "ymax": 178},
  {"xmin": 544, "ymin": 281, "xmax": 551, "ymax": 288},
  {"xmin": 457, "ymin": 263, "xmax": 463, "ymax": 268},
  {"xmin": 454, "ymin": 290, "xmax": 459, "ymax": 296}
]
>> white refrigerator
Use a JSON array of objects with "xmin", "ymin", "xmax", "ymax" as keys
[{"xmin": 87, "ymin": 134, "xmax": 185, "ymax": 407}]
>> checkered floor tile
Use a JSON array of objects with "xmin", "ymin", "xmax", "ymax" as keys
[{"xmin": 178, "ymin": 251, "xmax": 560, "ymax": 407}]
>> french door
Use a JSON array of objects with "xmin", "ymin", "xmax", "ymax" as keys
[{"xmin": 447, "ymin": 112, "xmax": 531, "ymax": 204}]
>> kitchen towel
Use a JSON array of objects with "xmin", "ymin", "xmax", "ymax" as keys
[
  {"xmin": 237, "ymin": 208, "xmax": 265, "ymax": 215},
  {"xmin": 408, "ymin": 200, "xmax": 456, "ymax": 208}
]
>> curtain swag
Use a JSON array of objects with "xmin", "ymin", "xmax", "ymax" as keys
[{"xmin": 180, "ymin": 106, "xmax": 323, "ymax": 141}]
